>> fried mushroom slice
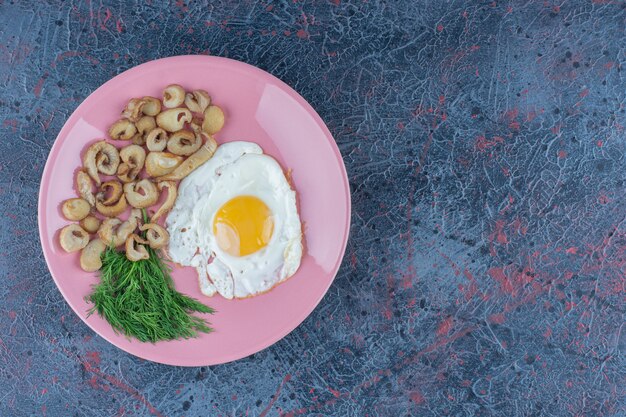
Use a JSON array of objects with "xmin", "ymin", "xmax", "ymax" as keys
[
  {"xmin": 190, "ymin": 117, "xmax": 202, "ymax": 135},
  {"xmin": 146, "ymin": 127, "xmax": 168, "ymax": 151},
  {"xmin": 108, "ymin": 119, "xmax": 137, "ymax": 140},
  {"xmin": 124, "ymin": 179, "xmax": 159, "ymax": 208},
  {"xmin": 121, "ymin": 98, "xmax": 147, "ymax": 122},
  {"xmin": 156, "ymin": 108, "xmax": 192, "ymax": 132},
  {"xmin": 132, "ymin": 116, "xmax": 156, "ymax": 145},
  {"xmin": 76, "ymin": 170, "xmax": 96, "ymax": 206},
  {"xmin": 79, "ymin": 215, "xmax": 101, "ymax": 233},
  {"xmin": 141, "ymin": 96, "xmax": 161, "ymax": 116},
  {"xmin": 167, "ymin": 129, "xmax": 201, "ymax": 156},
  {"xmin": 117, "ymin": 144, "xmax": 146, "ymax": 183},
  {"xmin": 83, "ymin": 141, "xmax": 120, "ymax": 184},
  {"xmin": 95, "ymin": 180, "xmax": 127, "ymax": 217},
  {"xmin": 96, "ymin": 195, "xmax": 127, "ymax": 217},
  {"xmin": 59, "ymin": 224, "xmax": 89, "ymax": 253},
  {"xmin": 157, "ymin": 137, "xmax": 217, "ymax": 181},
  {"xmin": 145, "ymin": 152, "xmax": 183, "ymax": 177},
  {"xmin": 80, "ymin": 239, "xmax": 106, "ymax": 272},
  {"xmin": 126, "ymin": 234, "xmax": 149, "ymax": 261},
  {"xmin": 202, "ymin": 105, "xmax": 224, "ymax": 134},
  {"xmin": 97, "ymin": 209, "xmax": 140, "ymax": 247},
  {"xmin": 61, "ymin": 198, "xmax": 91, "ymax": 221},
  {"xmin": 158, "ymin": 135, "xmax": 217, "ymax": 181},
  {"xmin": 97, "ymin": 180, "xmax": 124, "ymax": 205},
  {"xmin": 184, "ymin": 90, "xmax": 211, "ymax": 113},
  {"xmin": 162, "ymin": 84, "xmax": 185, "ymax": 108},
  {"xmin": 151, "ymin": 181, "xmax": 177, "ymax": 222},
  {"xmin": 139, "ymin": 223, "xmax": 169, "ymax": 249}
]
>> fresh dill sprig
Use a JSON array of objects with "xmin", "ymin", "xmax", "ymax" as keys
[{"xmin": 86, "ymin": 219, "xmax": 214, "ymax": 342}]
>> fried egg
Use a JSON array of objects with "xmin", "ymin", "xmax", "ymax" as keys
[{"xmin": 166, "ymin": 141, "xmax": 303, "ymax": 299}]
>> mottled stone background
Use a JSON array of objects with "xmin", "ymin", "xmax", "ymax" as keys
[{"xmin": 0, "ymin": 0, "xmax": 624, "ymax": 416}]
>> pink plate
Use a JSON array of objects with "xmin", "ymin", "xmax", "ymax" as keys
[{"xmin": 38, "ymin": 55, "xmax": 351, "ymax": 366}]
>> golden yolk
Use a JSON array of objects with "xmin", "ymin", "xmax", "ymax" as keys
[{"xmin": 213, "ymin": 195, "xmax": 274, "ymax": 257}]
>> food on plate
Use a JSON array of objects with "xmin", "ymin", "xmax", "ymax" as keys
[
  {"xmin": 76, "ymin": 170, "xmax": 96, "ymax": 206},
  {"xmin": 139, "ymin": 223, "xmax": 169, "ymax": 249},
  {"xmin": 117, "ymin": 144, "xmax": 146, "ymax": 183},
  {"xmin": 140, "ymin": 96, "xmax": 161, "ymax": 116},
  {"xmin": 80, "ymin": 239, "xmax": 106, "ymax": 272},
  {"xmin": 59, "ymin": 224, "xmax": 90, "ymax": 252},
  {"xmin": 157, "ymin": 137, "xmax": 217, "ymax": 181},
  {"xmin": 125, "ymin": 233, "xmax": 149, "ymax": 261},
  {"xmin": 166, "ymin": 141, "xmax": 303, "ymax": 299},
  {"xmin": 88, "ymin": 240, "xmax": 214, "ymax": 342},
  {"xmin": 163, "ymin": 84, "xmax": 185, "ymax": 108},
  {"xmin": 121, "ymin": 98, "xmax": 148, "ymax": 122},
  {"xmin": 83, "ymin": 141, "xmax": 120, "ymax": 184},
  {"xmin": 97, "ymin": 211, "xmax": 140, "ymax": 247},
  {"xmin": 61, "ymin": 198, "xmax": 91, "ymax": 221},
  {"xmin": 54, "ymin": 81, "xmax": 316, "ymax": 343},
  {"xmin": 95, "ymin": 180, "xmax": 127, "ymax": 217},
  {"xmin": 202, "ymin": 105, "xmax": 224, "ymax": 134},
  {"xmin": 184, "ymin": 90, "xmax": 211, "ymax": 114},
  {"xmin": 108, "ymin": 119, "xmax": 137, "ymax": 140},
  {"xmin": 145, "ymin": 151, "xmax": 183, "ymax": 177},
  {"xmin": 167, "ymin": 130, "xmax": 201, "ymax": 156},
  {"xmin": 146, "ymin": 128, "xmax": 168, "ymax": 151},
  {"xmin": 123, "ymin": 179, "xmax": 159, "ymax": 208},
  {"xmin": 151, "ymin": 181, "xmax": 177, "ymax": 222},
  {"xmin": 156, "ymin": 107, "xmax": 192, "ymax": 132},
  {"xmin": 132, "ymin": 116, "xmax": 156, "ymax": 145},
  {"xmin": 79, "ymin": 215, "xmax": 101, "ymax": 233},
  {"xmin": 56, "ymin": 84, "xmax": 227, "ymax": 342}
]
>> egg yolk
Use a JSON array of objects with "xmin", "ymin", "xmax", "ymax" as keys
[{"xmin": 213, "ymin": 195, "xmax": 274, "ymax": 257}]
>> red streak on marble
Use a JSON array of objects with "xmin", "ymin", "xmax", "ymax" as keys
[
  {"xmin": 259, "ymin": 374, "xmax": 292, "ymax": 417},
  {"xmin": 410, "ymin": 390, "xmax": 425, "ymax": 404},
  {"xmin": 34, "ymin": 73, "xmax": 48, "ymax": 97},
  {"xmin": 436, "ymin": 316, "xmax": 454, "ymax": 336}
]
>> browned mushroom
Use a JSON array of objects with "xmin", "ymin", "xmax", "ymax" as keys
[
  {"xmin": 83, "ymin": 141, "xmax": 120, "ymax": 184},
  {"xmin": 95, "ymin": 180, "xmax": 127, "ymax": 217},
  {"xmin": 80, "ymin": 239, "xmax": 106, "ymax": 272},
  {"xmin": 97, "ymin": 209, "xmax": 140, "ymax": 247},
  {"xmin": 61, "ymin": 198, "xmax": 91, "ymax": 221},
  {"xmin": 184, "ymin": 90, "xmax": 211, "ymax": 113},
  {"xmin": 121, "ymin": 98, "xmax": 147, "ymax": 122},
  {"xmin": 125, "ymin": 234, "xmax": 149, "ymax": 261},
  {"xmin": 139, "ymin": 223, "xmax": 169, "ymax": 249},
  {"xmin": 162, "ymin": 84, "xmax": 185, "ymax": 108},
  {"xmin": 117, "ymin": 144, "xmax": 146, "ymax": 183},
  {"xmin": 190, "ymin": 117, "xmax": 203, "ymax": 135},
  {"xmin": 166, "ymin": 129, "xmax": 201, "ymax": 156},
  {"xmin": 145, "ymin": 152, "xmax": 183, "ymax": 177},
  {"xmin": 108, "ymin": 119, "xmax": 137, "ymax": 140},
  {"xmin": 59, "ymin": 224, "xmax": 89, "ymax": 253},
  {"xmin": 146, "ymin": 127, "xmax": 168, "ymax": 151},
  {"xmin": 156, "ymin": 108, "xmax": 192, "ymax": 132},
  {"xmin": 157, "ymin": 136, "xmax": 217, "ymax": 181},
  {"xmin": 141, "ymin": 96, "xmax": 161, "ymax": 116},
  {"xmin": 75, "ymin": 170, "xmax": 96, "ymax": 207},
  {"xmin": 124, "ymin": 179, "xmax": 159, "ymax": 208},
  {"xmin": 79, "ymin": 215, "xmax": 101, "ymax": 233},
  {"xmin": 202, "ymin": 105, "xmax": 225, "ymax": 134},
  {"xmin": 132, "ymin": 116, "xmax": 156, "ymax": 145},
  {"xmin": 97, "ymin": 180, "xmax": 124, "ymax": 205},
  {"xmin": 151, "ymin": 181, "xmax": 177, "ymax": 222}
]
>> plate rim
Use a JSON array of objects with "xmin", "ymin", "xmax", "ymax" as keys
[{"xmin": 37, "ymin": 55, "xmax": 351, "ymax": 366}]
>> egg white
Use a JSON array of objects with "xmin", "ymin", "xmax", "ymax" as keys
[{"xmin": 166, "ymin": 141, "xmax": 303, "ymax": 299}]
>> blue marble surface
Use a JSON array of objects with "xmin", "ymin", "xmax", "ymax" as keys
[{"xmin": 0, "ymin": 1, "xmax": 624, "ymax": 416}]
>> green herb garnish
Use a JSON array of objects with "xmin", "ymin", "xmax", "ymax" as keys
[{"xmin": 86, "ymin": 222, "xmax": 214, "ymax": 342}]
